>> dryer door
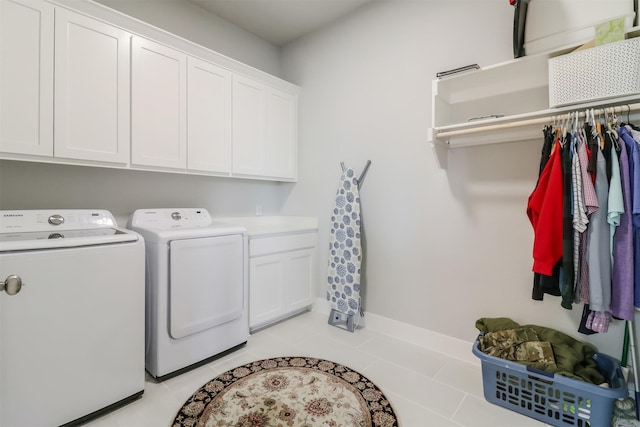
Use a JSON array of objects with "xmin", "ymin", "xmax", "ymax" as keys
[{"xmin": 169, "ymin": 234, "xmax": 244, "ymax": 339}]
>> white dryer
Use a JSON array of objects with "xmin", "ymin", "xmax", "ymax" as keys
[{"xmin": 128, "ymin": 208, "xmax": 248, "ymax": 380}]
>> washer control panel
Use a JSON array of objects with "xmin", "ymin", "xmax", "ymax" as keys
[
  {"xmin": 48, "ymin": 214, "xmax": 65, "ymax": 226},
  {"xmin": 0, "ymin": 210, "xmax": 117, "ymax": 232}
]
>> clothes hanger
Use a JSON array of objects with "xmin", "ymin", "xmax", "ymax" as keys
[
  {"xmin": 607, "ymin": 107, "xmax": 619, "ymax": 141},
  {"xmin": 554, "ymin": 113, "xmax": 563, "ymax": 142},
  {"xmin": 545, "ymin": 117, "xmax": 554, "ymax": 142},
  {"xmin": 596, "ymin": 109, "xmax": 606, "ymax": 150},
  {"xmin": 588, "ymin": 108, "xmax": 597, "ymax": 144},
  {"xmin": 560, "ymin": 112, "xmax": 570, "ymax": 146},
  {"xmin": 607, "ymin": 109, "xmax": 620, "ymax": 151},
  {"xmin": 623, "ymin": 104, "xmax": 640, "ymax": 131}
]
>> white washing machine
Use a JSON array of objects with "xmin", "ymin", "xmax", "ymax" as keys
[
  {"xmin": 0, "ymin": 209, "xmax": 145, "ymax": 427},
  {"xmin": 127, "ymin": 208, "xmax": 248, "ymax": 380}
]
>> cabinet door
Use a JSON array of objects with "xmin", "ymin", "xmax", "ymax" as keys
[
  {"xmin": 232, "ymin": 74, "xmax": 298, "ymax": 180},
  {"xmin": 187, "ymin": 57, "xmax": 231, "ymax": 174},
  {"xmin": 285, "ymin": 248, "xmax": 316, "ymax": 312},
  {"xmin": 54, "ymin": 9, "xmax": 130, "ymax": 163},
  {"xmin": 266, "ymin": 88, "xmax": 297, "ymax": 180},
  {"xmin": 249, "ymin": 254, "xmax": 284, "ymax": 328},
  {"xmin": 131, "ymin": 37, "xmax": 187, "ymax": 169},
  {"xmin": 0, "ymin": 0, "xmax": 53, "ymax": 156},
  {"xmin": 232, "ymin": 75, "xmax": 267, "ymax": 176}
]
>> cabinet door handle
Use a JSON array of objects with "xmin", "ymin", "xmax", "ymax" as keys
[{"xmin": 1, "ymin": 275, "xmax": 25, "ymax": 296}]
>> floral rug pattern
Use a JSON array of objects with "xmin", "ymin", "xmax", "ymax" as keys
[{"xmin": 172, "ymin": 356, "xmax": 399, "ymax": 427}]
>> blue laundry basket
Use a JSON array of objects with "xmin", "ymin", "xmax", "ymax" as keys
[{"xmin": 472, "ymin": 338, "xmax": 628, "ymax": 426}]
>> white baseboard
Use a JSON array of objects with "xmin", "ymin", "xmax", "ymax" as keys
[{"xmin": 313, "ymin": 298, "xmax": 478, "ymax": 365}]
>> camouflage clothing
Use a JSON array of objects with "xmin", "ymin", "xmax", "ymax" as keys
[
  {"xmin": 479, "ymin": 328, "xmax": 556, "ymax": 366},
  {"xmin": 476, "ymin": 317, "xmax": 605, "ymax": 385}
]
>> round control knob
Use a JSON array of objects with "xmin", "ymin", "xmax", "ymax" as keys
[
  {"xmin": 2, "ymin": 275, "xmax": 24, "ymax": 296},
  {"xmin": 171, "ymin": 212, "xmax": 182, "ymax": 220},
  {"xmin": 48, "ymin": 214, "xmax": 64, "ymax": 226}
]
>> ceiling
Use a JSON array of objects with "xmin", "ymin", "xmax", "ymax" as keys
[{"xmin": 188, "ymin": 0, "xmax": 374, "ymax": 46}]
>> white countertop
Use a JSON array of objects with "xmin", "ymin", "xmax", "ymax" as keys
[{"xmin": 215, "ymin": 216, "xmax": 318, "ymax": 237}]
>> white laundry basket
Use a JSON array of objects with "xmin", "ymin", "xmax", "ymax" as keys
[{"xmin": 548, "ymin": 37, "xmax": 640, "ymax": 108}]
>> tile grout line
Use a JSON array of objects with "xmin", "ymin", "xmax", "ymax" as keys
[{"xmin": 449, "ymin": 393, "xmax": 470, "ymax": 425}]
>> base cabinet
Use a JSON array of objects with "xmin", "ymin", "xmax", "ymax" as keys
[{"xmin": 249, "ymin": 233, "xmax": 316, "ymax": 330}]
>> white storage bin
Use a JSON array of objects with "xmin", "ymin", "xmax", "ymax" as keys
[{"xmin": 548, "ymin": 37, "xmax": 640, "ymax": 108}]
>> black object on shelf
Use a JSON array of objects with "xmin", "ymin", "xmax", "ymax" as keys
[
  {"xmin": 436, "ymin": 64, "xmax": 480, "ymax": 78},
  {"xmin": 511, "ymin": 0, "xmax": 530, "ymax": 58}
]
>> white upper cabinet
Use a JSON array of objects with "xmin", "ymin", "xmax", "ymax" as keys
[
  {"xmin": 54, "ymin": 8, "xmax": 131, "ymax": 163},
  {"xmin": 187, "ymin": 57, "xmax": 232, "ymax": 174},
  {"xmin": 131, "ymin": 37, "xmax": 187, "ymax": 169},
  {"xmin": 266, "ymin": 88, "xmax": 297, "ymax": 180},
  {"xmin": 0, "ymin": 0, "xmax": 54, "ymax": 156},
  {"xmin": 232, "ymin": 75, "xmax": 267, "ymax": 176},
  {"xmin": 0, "ymin": 0, "xmax": 299, "ymax": 180},
  {"xmin": 233, "ymin": 75, "xmax": 298, "ymax": 181}
]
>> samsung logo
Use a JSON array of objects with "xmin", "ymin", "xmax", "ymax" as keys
[{"xmin": 3, "ymin": 214, "xmax": 23, "ymax": 217}]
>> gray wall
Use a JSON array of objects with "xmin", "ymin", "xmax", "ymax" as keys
[
  {"xmin": 0, "ymin": 161, "xmax": 291, "ymax": 225},
  {"xmin": 94, "ymin": 0, "xmax": 282, "ymax": 77},
  {"xmin": 279, "ymin": 0, "xmax": 628, "ymax": 354}
]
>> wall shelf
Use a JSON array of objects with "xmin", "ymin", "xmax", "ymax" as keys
[{"xmin": 429, "ymin": 26, "xmax": 640, "ymax": 169}]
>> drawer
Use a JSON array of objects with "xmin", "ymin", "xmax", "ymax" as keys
[{"xmin": 250, "ymin": 232, "xmax": 317, "ymax": 257}]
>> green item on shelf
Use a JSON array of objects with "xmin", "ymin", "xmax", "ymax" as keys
[{"xmin": 595, "ymin": 17, "xmax": 626, "ymax": 46}]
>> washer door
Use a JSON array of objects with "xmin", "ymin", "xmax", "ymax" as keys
[
  {"xmin": 169, "ymin": 234, "xmax": 244, "ymax": 339},
  {"xmin": 1, "ymin": 243, "xmax": 144, "ymax": 427}
]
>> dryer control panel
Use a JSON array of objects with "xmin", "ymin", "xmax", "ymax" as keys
[{"xmin": 128, "ymin": 208, "xmax": 212, "ymax": 230}]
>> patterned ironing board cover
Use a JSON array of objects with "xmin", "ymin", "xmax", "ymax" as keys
[{"xmin": 327, "ymin": 167, "xmax": 362, "ymax": 316}]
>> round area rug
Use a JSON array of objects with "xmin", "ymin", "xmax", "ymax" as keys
[{"xmin": 172, "ymin": 356, "xmax": 399, "ymax": 427}]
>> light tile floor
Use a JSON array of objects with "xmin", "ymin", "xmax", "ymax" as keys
[{"xmin": 84, "ymin": 311, "xmax": 547, "ymax": 427}]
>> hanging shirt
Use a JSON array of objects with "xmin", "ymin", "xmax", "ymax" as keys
[
  {"xmin": 611, "ymin": 135, "xmax": 634, "ymax": 321},
  {"xmin": 560, "ymin": 135, "xmax": 574, "ymax": 309},
  {"xmin": 586, "ymin": 145, "xmax": 611, "ymax": 314},
  {"xmin": 571, "ymin": 136, "xmax": 587, "ymax": 305},
  {"xmin": 619, "ymin": 126, "xmax": 640, "ymax": 308},
  {"xmin": 538, "ymin": 125, "xmax": 554, "ymax": 178},
  {"xmin": 607, "ymin": 138, "xmax": 623, "ymax": 260},
  {"xmin": 532, "ymin": 128, "xmax": 562, "ymax": 300},
  {"xmin": 627, "ymin": 125, "xmax": 640, "ymax": 143},
  {"xmin": 576, "ymin": 132, "xmax": 599, "ymax": 303},
  {"xmin": 527, "ymin": 144, "xmax": 564, "ymax": 276}
]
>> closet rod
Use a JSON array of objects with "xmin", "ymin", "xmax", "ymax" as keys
[{"xmin": 437, "ymin": 102, "xmax": 640, "ymax": 139}]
